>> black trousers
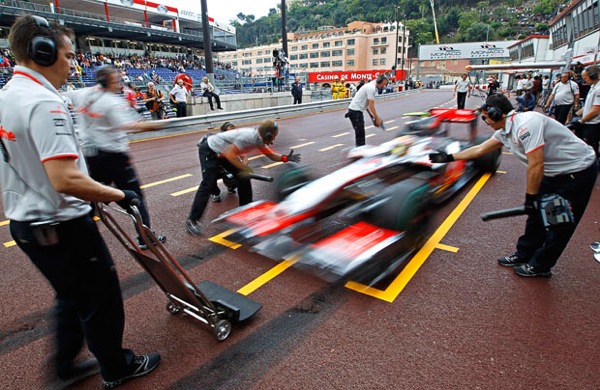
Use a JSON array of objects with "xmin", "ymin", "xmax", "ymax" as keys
[
  {"xmin": 575, "ymin": 123, "xmax": 600, "ymax": 158},
  {"xmin": 553, "ymin": 104, "xmax": 572, "ymax": 125},
  {"xmin": 456, "ymin": 92, "xmax": 467, "ymax": 109},
  {"xmin": 189, "ymin": 140, "xmax": 252, "ymax": 222},
  {"xmin": 174, "ymin": 101, "xmax": 186, "ymax": 117},
  {"xmin": 10, "ymin": 214, "xmax": 135, "ymax": 381},
  {"xmin": 293, "ymin": 95, "xmax": 302, "ymax": 104},
  {"xmin": 515, "ymin": 159, "xmax": 598, "ymax": 271},
  {"xmin": 86, "ymin": 150, "xmax": 151, "ymax": 229},
  {"xmin": 203, "ymin": 91, "xmax": 221, "ymax": 109},
  {"xmin": 346, "ymin": 109, "xmax": 365, "ymax": 147}
]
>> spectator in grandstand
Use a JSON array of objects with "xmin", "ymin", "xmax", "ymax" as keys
[
  {"xmin": 291, "ymin": 76, "xmax": 303, "ymax": 104},
  {"xmin": 169, "ymin": 78, "xmax": 189, "ymax": 117},
  {"xmin": 1, "ymin": 16, "xmax": 160, "ymax": 389},
  {"xmin": 453, "ymin": 73, "xmax": 472, "ymax": 109},
  {"xmin": 545, "ymin": 72, "xmax": 580, "ymax": 125},
  {"xmin": 200, "ymin": 76, "xmax": 223, "ymax": 110},
  {"xmin": 123, "ymin": 81, "xmax": 137, "ymax": 109},
  {"xmin": 67, "ymin": 65, "xmax": 167, "ymax": 250},
  {"xmin": 186, "ymin": 120, "xmax": 300, "ymax": 235},
  {"xmin": 144, "ymin": 82, "xmax": 165, "ymax": 120}
]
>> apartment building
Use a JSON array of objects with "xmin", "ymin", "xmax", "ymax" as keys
[{"xmin": 217, "ymin": 21, "xmax": 409, "ymax": 78}]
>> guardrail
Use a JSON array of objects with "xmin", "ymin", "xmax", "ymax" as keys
[{"xmin": 129, "ymin": 88, "xmax": 421, "ymax": 141}]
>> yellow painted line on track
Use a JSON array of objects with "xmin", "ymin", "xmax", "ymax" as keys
[
  {"xmin": 0, "ymin": 220, "xmax": 8, "ymax": 227},
  {"xmin": 3, "ymin": 240, "xmax": 16, "ymax": 248},
  {"xmin": 141, "ymin": 174, "xmax": 193, "ymax": 189},
  {"xmin": 208, "ymin": 229, "xmax": 242, "ymax": 249},
  {"xmin": 291, "ymin": 142, "xmax": 316, "ymax": 148},
  {"xmin": 345, "ymin": 172, "xmax": 493, "ymax": 302},
  {"xmin": 237, "ymin": 256, "xmax": 299, "ymax": 296},
  {"xmin": 384, "ymin": 120, "xmax": 395, "ymax": 124},
  {"xmin": 385, "ymin": 126, "xmax": 399, "ymax": 131},
  {"xmin": 171, "ymin": 186, "xmax": 198, "ymax": 197},
  {"xmin": 366, "ymin": 134, "xmax": 376, "ymax": 138},
  {"xmin": 332, "ymin": 132, "xmax": 350, "ymax": 138},
  {"xmin": 497, "ymin": 170, "xmax": 507, "ymax": 174},
  {"xmin": 248, "ymin": 155, "xmax": 265, "ymax": 161},
  {"xmin": 319, "ymin": 144, "xmax": 345, "ymax": 152},
  {"xmin": 262, "ymin": 161, "xmax": 284, "ymax": 169},
  {"xmin": 436, "ymin": 243, "xmax": 459, "ymax": 253}
]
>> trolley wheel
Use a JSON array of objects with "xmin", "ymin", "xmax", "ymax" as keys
[
  {"xmin": 213, "ymin": 319, "xmax": 232, "ymax": 341},
  {"xmin": 166, "ymin": 301, "xmax": 182, "ymax": 315}
]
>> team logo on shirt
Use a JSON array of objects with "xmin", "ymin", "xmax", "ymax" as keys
[
  {"xmin": 0, "ymin": 125, "xmax": 15, "ymax": 141},
  {"xmin": 53, "ymin": 118, "xmax": 67, "ymax": 127},
  {"xmin": 518, "ymin": 126, "xmax": 530, "ymax": 142}
]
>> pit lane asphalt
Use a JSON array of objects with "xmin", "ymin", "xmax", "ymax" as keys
[{"xmin": 1, "ymin": 90, "xmax": 599, "ymax": 389}]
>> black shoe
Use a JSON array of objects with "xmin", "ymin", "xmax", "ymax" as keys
[
  {"xmin": 227, "ymin": 187, "xmax": 236, "ymax": 194},
  {"xmin": 498, "ymin": 253, "xmax": 527, "ymax": 267},
  {"xmin": 138, "ymin": 234, "xmax": 167, "ymax": 250},
  {"xmin": 102, "ymin": 353, "xmax": 161, "ymax": 389},
  {"xmin": 217, "ymin": 107, "xmax": 224, "ymax": 110},
  {"xmin": 48, "ymin": 359, "xmax": 99, "ymax": 390},
  {"xmin": 210, "ymin": 107, "xmax": 215, "ymax": 110},
  {"xmin": 514, "ymin": 264, "xmax": 552, "ymax": 277},
  {"xmin": 186, "ymin": 219, "xmax": 201, "ymax": 236},
  {"xmin": 210, "ymin": 194, "xmax": 221, "ymax": 203}
]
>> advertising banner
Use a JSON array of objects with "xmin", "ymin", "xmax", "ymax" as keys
[{"xmin": 308, "ymin": 70, "xmax": 407, "ymax": 83}]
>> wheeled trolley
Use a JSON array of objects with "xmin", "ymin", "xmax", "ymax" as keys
[{"xmin": 96, "ymin": 202, "xmax": 262, "ymax": 341}]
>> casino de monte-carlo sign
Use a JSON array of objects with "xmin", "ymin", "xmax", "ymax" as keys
[{"xmin": 419, "ymin": 41, "xmax": 517, "ymax": 61}]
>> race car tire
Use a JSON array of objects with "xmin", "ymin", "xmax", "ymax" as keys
[
  {"xmin": 473, "ymin": 135, "xmax": 501, "ymax": 174},
  {"xmin": 274, "ymin": 165, "xmax": 311, "ymax": 201},
  {"xmin": 368, "ymin": 178, "xmax": 432, "ymax": 235}
]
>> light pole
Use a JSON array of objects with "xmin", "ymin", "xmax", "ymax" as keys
[{"xmin": 393, "ymin": 6, "xmax": 399, "ymax": 77}]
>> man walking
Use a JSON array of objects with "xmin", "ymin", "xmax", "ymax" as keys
[
  {"xmin": 453, "ymin": 73, "xmax": 471, "ymax": 109},
  {"xmin": 345, "ymin": 75, "xmax": 388, "ymax": 147}
]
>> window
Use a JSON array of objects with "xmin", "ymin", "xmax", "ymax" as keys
[
  {"xmin": 380, "ymin": 58, "xmax": 386, "ymax": 65},
  {"xmin": 381, "ymin": 37, "xmax": 387, "ymax": 44},
  {"xmin": 332, "ymin": 49, "xmax": 343, "ymax": 56},
  {"xmin": 310, "ymin": 52, "xmax": 319, "ymax": 58},
  {"xmin": 257, "ymin": 51, "xmax": 263, "ymax": 55},
  {"xmin": 323, "ymin": 42, "xmax": 331, "ymax": 48},
  {"xmin": 301, "ymin": 45, "xmax": 308, "ymax": 50},
  {"xmin": 256, "ymin": 58, "xmax": 263, "ymax": 64},
  {"xmin": 347, "ymin": 38, "xmax": 355, "ymax": 45},
  {"xmin": 334, "ymin": 40, "xmax": 343, "ymax": 47},
  {"xmin": 291, "ymin": 46, "xmax": 298, "ymax": 52},
  {"xmin": 299, "ymin": 53, "xmax": 308, "ymax": 59},
  {"xmin": 290, "ymin": 54, "xmax": 298, "ymax": 60},
  {"xmin": 347, "ymin": 48, "xmax": 355, "ymax": 55},
  {"xmin": 312, "ymin": 43, "xmax": 319, "ymax": 49},
  {"xmin": 373, "ymin": 38, "xmax": 380, "ymax": 44},
  {"xmin": 299, "ymin": 63, "xmax": 308, "ymax": 68},
  {"xmin": 373, "ymin": 48, "xmax": 379, "ymax": 55},
  {"xmin": 320, "ymin": 61, "xmax": 331, "ymax": 67},
  {"xmin": 310, "ymin": 62, "xmax": 319, "ymax": 68},
  {"xmin": 381, "ymin": 48, "xmax": 387, "ymax": 54},
  {"xmin": 372, "ymin": 59, "xmax": 378, "ymax": 66},
  {"xmin": 347, "ymin": 59, "xmax": 355, "ymax": 66},
  {"xmin": 332, "ymin": 60, "xmax": 343, "ymax": 67},
  {"xmin": 320, "ymin": 51, "xmax": 331, "ymax": 57}
]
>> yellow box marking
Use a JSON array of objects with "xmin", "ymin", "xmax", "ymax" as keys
[
  {"xmin": 141, "ymin": 174, "xmax": 193, "ymax": 189},
  {"xmin": 332, "ymin": 132, "xmax": 350, "ymax": 138},
  {"xmin": 0, "ymin": 220, "xmax": 9, "ymax": 227},
  {"xmin": 291, "ymin": 142, "xmax": 315, "ymax": 148},
  {"xmin": 208, "ymin": 229, "xmax": 242, "ymax": 249},
  {"xmin": 237, "ymin": 256, "xmax": 299, "ymax": 296},
  {"xmin": 3, "ymin": 240, "xmax": 16, "ymax": 248},
  {"xmin": 262, "ymin": 161, "xmax": 284, "ymax": 169},
  {"xmin": 435, "ymin": 243, "xmax": 459, "ymax": 253},
  {"xmin": 345, "ymin": 173, "xmax": 492, "ymax": 302},
  {"xmin": 171, "ymin": 186, "xmax": 198, "ymax": 197}
]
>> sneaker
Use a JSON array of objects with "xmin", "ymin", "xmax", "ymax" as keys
[
  {"xmin": 227, "ymin": 187, "xmax": 236, "ymax": 194},
  {"xmin": 102, "ymin": 353, "xmax": 161, "ymax": 389},
  {"xmin": 210, "ymin": 194, "xmax": 221, "ymax": 203},
  {"xmin": 514, "ymin": 264, "xmax": 552, "ymax": 277},
  {"xmin": 186, "ymin": 219, "xmax": 202, "ymax": 236},
  {"xmin": 138, "ymin": 234, "xmax": 167, "ymax": 250},
  {"xmin": 497, "ymin": 253, "xmax": 527, "ymax": 267},
  {"xmin": 217, "ymin": 107, "xmax": 224, "ymax": 110},
  {"xmin": 590, "ymin": 241, "xmax": 600, "ymax": 253}
]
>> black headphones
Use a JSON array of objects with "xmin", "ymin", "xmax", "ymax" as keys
[
  {"xmin": 585, "ymin": 65, "xmax": 599, "ymax": 80},
  {"xmin": 481, "ymin": 103, "xmax": 503, "ymax": 121},
  {"xmin": 27, "ymin": 16, "xmax": 58, "ymax": 67}
]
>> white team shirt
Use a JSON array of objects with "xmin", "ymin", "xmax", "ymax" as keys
[
  {"xmin": 348, "ymin": 80, "xmax": 377, "ymax": 111},
  {"xmin": 67, "ymin": 85, "xmax": 142, "ymax": 154},
  {"xmin": 491, "ymin": 110, "xmax": 596, "ymax": 176},
  {"xmin": 206, "ymin": 127, "xmax": 273, "ymax": 155},
  {"xmin": 0, "ymin": 66, "xmax": 91, "ymax": 221},
  {"xmin": 551, "ymin": 80, "xmax": 579, "ymax": 105},
  {"xmin": 455, "ymin": 79, "xmax": 471, "ymax": 93},
  {"xmin": 582, "ymin": 83, "xmax": 600, "ymax": 124}
]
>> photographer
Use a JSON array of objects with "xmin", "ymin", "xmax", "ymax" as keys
[
  {"xmin": 0, "ymin": 16, "xmax": 160, "ymax": 388},
  {"xmin": 143, "ymin": 81, "xmax": 164, "ymax": 120},
  {"xmin": 429, "ymin": 93, "xmax": 597, "ymax": 277},
  {"xmin": 186, "ymin": 120, "xmax": 300, "ymax": 235}
]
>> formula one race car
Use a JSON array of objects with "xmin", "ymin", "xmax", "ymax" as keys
[{"xmin": 213, "ymin": 108, "xmax": 501, "ymax": 284}]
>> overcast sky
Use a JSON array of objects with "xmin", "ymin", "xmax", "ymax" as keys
[{"xmin": 174, "ymin": 0, "xmax": 281, "ymax": 24}]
